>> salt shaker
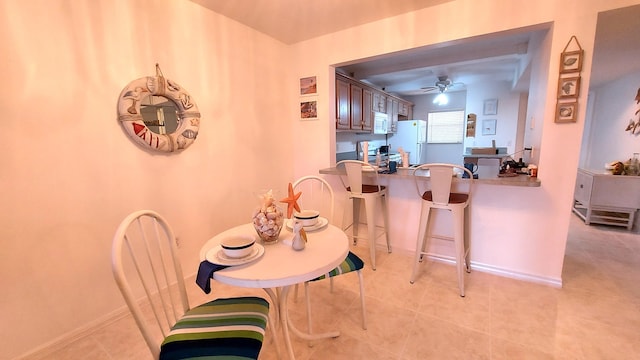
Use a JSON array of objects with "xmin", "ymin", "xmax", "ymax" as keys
[{"xmin": 291, "ymin": 220, "xmax": 306, "ymax": 251}]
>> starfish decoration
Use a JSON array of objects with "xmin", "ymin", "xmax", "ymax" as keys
[{"xmin": 279, "ymin": 183, "xmax": 301, "ymax": 218}]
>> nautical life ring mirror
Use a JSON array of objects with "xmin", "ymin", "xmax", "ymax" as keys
[{"xmin": 117, "ymin": 64, "xmax": 200, "ymax": 152}]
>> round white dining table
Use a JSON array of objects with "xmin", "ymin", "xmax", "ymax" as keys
[{"xmin": 199, "ymin": 222, "xmax": 349, "ymax": 360}]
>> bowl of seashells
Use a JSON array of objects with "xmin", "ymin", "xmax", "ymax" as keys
[{"xmin": 252, "ymin": 189, "xmax": 284, "ymax": 244}]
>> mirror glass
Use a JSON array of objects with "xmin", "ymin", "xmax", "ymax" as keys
[{"xmin": 140, "ymin": 95, "xmax": 179, "ymax": 135}]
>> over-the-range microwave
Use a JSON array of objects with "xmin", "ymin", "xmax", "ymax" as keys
[{"xmin": 373, "ymin": 112, "xmax": 388, "ymax": 134}]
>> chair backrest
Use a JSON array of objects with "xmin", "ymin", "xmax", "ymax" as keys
[
  {"xmin": 293, "ymin": 175, "xmax": 335, "ymax": 224},
  {"xmin": 335, "ymin": 160, "xmax": 383, "ymax": 195},
  {"xmin": 412, "ymin": 163, "xmax": 473, "ymax": 206},
  {"xmin": 111, "ymin": 210, "xmax": 189, "ymax": 359}
]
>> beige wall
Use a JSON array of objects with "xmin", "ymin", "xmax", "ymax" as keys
[
  {"xmin": 2, "ymin": 0, "xmax": 640, "ymax": 358},
  {"xmin": 0, "ymin": 1, "xmax": 293, "ymax": 358}
]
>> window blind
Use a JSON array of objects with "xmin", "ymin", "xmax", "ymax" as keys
[{"xmin": 427, "ymin": 110, "xmax": 465, "ymax": 144}]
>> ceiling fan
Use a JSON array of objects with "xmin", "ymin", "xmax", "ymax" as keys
[{"xmin": 420, "ymin": 75, "xmax": 464, "ymax": 93}]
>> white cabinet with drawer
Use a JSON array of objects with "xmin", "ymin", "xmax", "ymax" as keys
[{"xmin": 572, "ymin": 169, "xmax": 640, "ymax": 230}]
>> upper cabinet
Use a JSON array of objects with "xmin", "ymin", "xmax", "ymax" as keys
[
  {"xmin": 373, "ymin": 92, "xmax": 387, "ymax": 113},
  {"xmin": 336, "ymin": 73, "xmax": 412, "ymax": 133},
  {"xmin": 362, "ymin": 88, "xmax": 373, "ymax": 131},
  {"xmin": 387, "ymin": 98, "xmax": 398, "ymax": 133},
  {"xmin": 336, "ymin": 77, "xmax": 351, "ymax": 130}
]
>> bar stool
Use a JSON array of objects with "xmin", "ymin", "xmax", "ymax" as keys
[
  {"xmin": 336, "ymin": 160, "xmax": 391, "ymax": 270},
  {"xmin": 409, "ymin": 163, "xmax": 473, "ymax": 297}
]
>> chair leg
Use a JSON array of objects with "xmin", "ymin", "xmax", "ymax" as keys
[
  {"xmin": 411, "ymin": 204, "xmax": 431, "ymax": 284},
  {"xmin": 452, "ymin": 208, "xmax": 466, "ymax": 297},
  {"xmin": 421, "ymin": 209, "xmax": 432, "ymax": 259},
  {"xmin": 357, "ymin": 270, "xmax": 367, "ymax": 330},
  {"xmin": 464, "ymin": 206, "xmax": 471, "ymax": 273},
  {"xmin": 352, "ymin": 198, "xmax": 361, "ymax": 245},
  {"xmin": 364, "ymin": 197, "xmax": 377, "ymax": 270},
  {"xmin": 380, "ymin": 194, "xmax": 392, "ymax": 253}
]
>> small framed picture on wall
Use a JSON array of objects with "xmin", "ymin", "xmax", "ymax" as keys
[
  {"xmin": 555, "ymin": 101, "xmax": 578, "ymax": 123},
  {"xmin": 483, "ymin": 99, "xmax": 498, "ymax": 115},
  {"xmin": 559, "ymin": 50, "xmax": 583, "ymax": 73},
  {"xmin": 482, "ymin": 119, "xmax": 497, "ymax": 135},
  {"xmin": 557, "ymin": 76, "xmax": 581, "ymax": 99},
  {"xmin": 300, "ymin": 100, "xmax": 318, "ymax": 120},
  {"xmin": 300, "ymin": 76, "xmax": 317, "ymax": 96}
]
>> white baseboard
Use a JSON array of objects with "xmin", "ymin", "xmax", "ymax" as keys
[
  {"xmin": 368, "ymin": 240, "xmax": 563, "ymax": 288},
  {"xmin": 15, "ymin": 306, "xmax": 132, "ymax": 360}
]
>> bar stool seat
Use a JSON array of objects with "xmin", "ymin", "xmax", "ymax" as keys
[
  {"xmin": 409, "ymin": 163, "xmax": 474, "ymax": 297},
  {"xmin": 336, "ymin": 160, "xmax": 391, "ymax": 270}
]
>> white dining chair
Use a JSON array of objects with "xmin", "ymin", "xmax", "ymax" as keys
[
  {"xmin": 111, "ymin": 210, "xmax": 270, "ymax": 360},
  {"xmin": 292, "ymin": 176, "xmax": 367, "ymax": 334},
  {"xmin": 409, "ymin": 164, "xmax": 474, "ymax": 297},
  {"xmin": 336, "ymin": 160, "xmax": 391, "ymax": 270}
]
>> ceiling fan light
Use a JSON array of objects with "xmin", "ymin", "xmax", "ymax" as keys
[{"xmin": 433, "ymin": 93, "xmax": 449, "ymax": 105}]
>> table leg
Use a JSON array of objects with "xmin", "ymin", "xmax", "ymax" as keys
[
  {"xmin": 280, "ymin": 286, "xmax": 341, "ymax": 352},
  {"xmin": 262, "ymin": 288, "xmax": 283, "ymax": 359},
  {"xmin": 279, "ymin": 286, "xmax": 297, "ymax": 360}
]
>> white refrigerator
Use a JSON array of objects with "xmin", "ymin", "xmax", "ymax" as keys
[{"xmin": 392, "ymin": 120, "xmax": 426, "ymax": 165}]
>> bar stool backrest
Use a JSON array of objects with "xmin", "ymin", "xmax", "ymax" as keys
[
  {"xmin": 412, "ymin": 163, "xmax": 473, "ymax": 206},
  {"xmin": 336, "ymin": 160, "xmax": 382, "ymax": 195}
]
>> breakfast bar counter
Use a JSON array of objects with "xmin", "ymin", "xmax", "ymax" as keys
[
  {"xmin": 319, "ymin": 167, "xmax": 541, "ymax": 187},
  {"xmin": 317, "ymin": 164, "xmax": 560, "ymax": 288}
]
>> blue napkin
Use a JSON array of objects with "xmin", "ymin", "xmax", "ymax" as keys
[{"xmin": 196, "ymin": 261, "xmax": 229, "ymax": 294}]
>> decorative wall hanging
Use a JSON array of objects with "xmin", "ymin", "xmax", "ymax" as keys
[
  {"xmin": 556, "ymin": 101, "xmax": 578, "ymax": 123},
  {"xmin": 466, "ymin": 113, "xmax": 477, "ymax": 137},
  {"xmin": 117, "ymin": 64, "xmax": 200, "ymax": 152},
  {"xmin": 299, "ymin": 75, "xmax": 318, "ymax": 120},
  {"xmin": 555, "ymin": 36, "xmax": 583, "ymax": 123},
  {"xmin": 482, "ymin": 119, "xmax": 497, "ymax": 135},
  {"xmin": 557, "ymin": 77, "xmax": 581, "ymax": 99},
  {"xmin": 300, "ymin": 100, "xmax": 318, "ymax": 120},
  {"xmin": 300, "ymin": 76, "xmax": 317, "ymax": 95},
  {"xmin": 625, "ymin": 87, "xmax": 640, "ymax": 135},
  {"xmin": 483, "ymin": 99, "xmax": 498, "ymax": 115}
]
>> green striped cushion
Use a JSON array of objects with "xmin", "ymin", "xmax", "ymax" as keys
[
  {"xmin": 310, "ymin": 251, "xmax": 364, "ymax": 281},
  {"xmin": 160, "ymin": 297, "xmax": 269, "ymax": 360}
]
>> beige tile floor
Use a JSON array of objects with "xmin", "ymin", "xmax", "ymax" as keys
[{"xmin": 29, "ymin": 215, "xmax": 640, "ymax": 359}]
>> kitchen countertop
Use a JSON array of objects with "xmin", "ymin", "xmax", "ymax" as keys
[
  {"xmin": 462, "ymin": 153, "xmax": 506, "ymax": 158},
  {"xmin": 319, "ymin": 166, "xmax": 541, "ymax": 187}
]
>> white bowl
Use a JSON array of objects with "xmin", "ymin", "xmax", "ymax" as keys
[
  {"xmin": 293, "ymin": 210, "xmax": 320, "ymax": 227},
  {"xmin": 220, "ymin": 235, "xmax": 256, "ymax": 258}
]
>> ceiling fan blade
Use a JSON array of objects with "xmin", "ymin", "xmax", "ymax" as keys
[{"xmin": 420, "ymin": 86, "xmax": 438, "ymax": 93}]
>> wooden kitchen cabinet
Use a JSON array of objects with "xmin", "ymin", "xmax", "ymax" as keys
[
  {"xmin": 336, "ymin": 74, "xmax": 367, "ymax": 131},
  {"xmin": 573, "ymin": 168, "xmax": 639, "ymax": 230},
  {"xmin": 336, "ymin": 77, "xmax": 350, "ymax": 130},
  {"xmin": 398, "ymin": 101, "xmax": 409, "ymax": 116},
  {"xmin": 350, "ymin": 83, "xmax": 364, "ymax": 129},
  {"xmin": 387, "ymin": 98, "xmax": 398, "ymax": 133},
  {"xmin": 336, "ymin": 73, "xmax": 412, "ymax": 132},
  {"xmin": 362, "ymin": 88, "xmax": 373, "ymax": 131},
  {"xmin": 373, "ymin": 92, "xmax": 386, "ymax": 113}
]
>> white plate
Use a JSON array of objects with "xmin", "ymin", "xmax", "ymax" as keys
[
  {"xmin": 206, "ymin": 243, "xmax": 265, "ymax": 266},
  {"xmin": 285, "ymin": 217, "xmax": 329, "ymax": 232}
]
